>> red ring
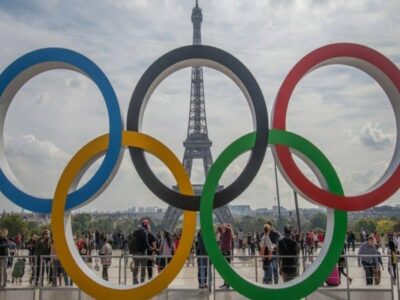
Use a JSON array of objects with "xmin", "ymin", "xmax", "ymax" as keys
[{"xmin": 272, "ymin": 43, "xmax": 400, "ymax": 211}]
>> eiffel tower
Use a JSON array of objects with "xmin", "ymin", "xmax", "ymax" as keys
[{"xmin": 161, "ymin": 0, "xmax": 234, "ymax": 231}]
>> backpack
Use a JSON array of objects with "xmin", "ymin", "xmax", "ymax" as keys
[
  {"xmin": 12, "ymin": 259, "xmax": 25, "ymax": 278},
  {"xmin": 128, "ymin": 231, "xmax": 138, "ymax": 254},
  {"xmin": 129, "ymin": 228, "xmax": 146, "ymax": 254}
]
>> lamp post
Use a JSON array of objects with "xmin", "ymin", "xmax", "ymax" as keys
[{"xmin": 274, "ymin": 163, "xmax": 282, "ymax": 231}]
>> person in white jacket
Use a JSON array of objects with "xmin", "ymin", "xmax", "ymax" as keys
[{"xmin": 100, "ymin": 237, "xmax": 112, "ymax": 281}]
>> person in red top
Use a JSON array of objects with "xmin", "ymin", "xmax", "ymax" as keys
[
  {"xmin": 305, "ymin": 231, "xmax": 314, "ymax": 258},
  {"xmin": 318, "ymin": 231, "xmax": 324, "ymax": 243},
  {"xmin": 219, "ymin": 224, "xmax": 233, "ymax": 289},
  {"xmin": 15, "ymin": 233, "xmax": 22, "ymax": 256},
  {"xmin": 173, "ymin": 231, "xmax": 181, "ymax": 250},
  {"xmin": 76, "ymin": 235, "xmax": 88, "ymax": 260}
]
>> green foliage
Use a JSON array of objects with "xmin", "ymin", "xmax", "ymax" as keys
[
  {"xmin": 376, "ymin": 219, "xmax": 397, "ymax": 234},
  {"xmin": 114, "ymin": 218, "xmax": 138, "ymax": 235},
  {"xmin": 233, "ymin": 216, "xmax": 275, "ymax": 234},
  {"xmin": 26, "ymin": 221, "xmax": 40, "ymax": 235},
  {"xmin": 393, "ymin": 220, "xmax": 400, "ymax": 232},
  {"xmin": 71, "ymin": 213, "xmax": 92, "ymax": 235},
  {"xmin": 0, "ymin": 214, "xmax": 29, "ymax": 238},
  {"xmin": 354, "ymin": 218, "xmax": 377, "ymax": 233},
  {"xmin": 309, "ymin": 212, "xmax": 327, "ymax": 231},
  {"xmin": 90, "ymin": 216, "xmax": 115, "ymax": 233}
]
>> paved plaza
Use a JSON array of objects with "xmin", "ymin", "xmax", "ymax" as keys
[{"xmin": 0, "ymin": 248, "xmax": 398, "ymax": 299}]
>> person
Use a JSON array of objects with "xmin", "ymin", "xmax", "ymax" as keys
[
  {"xmin": 158, "ymin": 231, "xmax": 175, "ymax": 272},
  {"xmin": 299, "ymin": 232, "xmax": 305, "ymax": 256},
  {"xmin": 95, "ymin": 231, "xmax": 100, "ymax": 250},
  {"xmin": 256, "ymin": 231, "xmax": 261, "ymax": 254},
  {"xmin": 146, "ymin": 224, "xmax": 157, "ymax": 280},
  {"xmin": 50, "ymin": 239, "xmax": 72, "ymax": 287},
  {"xmin": 76, "ymin": 235, "xmax": 89, "ymax": 261},
  {"xmin": 388, "ymin": 240, "xmax": 398, "ymax": 284},
  {"xmin": 277, "ymin": 226, "xmax": 299, "ymax": 282},
  {"xmin": 380, "ymin": 233, "xmax": 387, "ymax": 254},
  {"xmin": 99, "ymin": 237, "xmax": 112, "ymax": 281},
  {"xmin": 0, "ymin": 229, "xmax": 9, "ymax": 288},
  {"xmin": 266, "ymin": 221, "xmax": 281, "ymax": 284},
  {"xmin": 237, "ymin": 229, "xmax": 244, "ymax": 254},
  {"xmin": 247, "ymin": 233, "xmax": 256, "ymax": 256},
  {"xmin": 7, "ymin": 238, "xmax": 16, "ymax": 269},
  {"xmin": 313, "ymin": 231, "xmax": 319, "ymax": 250},
  {"xmin": 129, "ymin": 219, "xmax": 150, "ymax": 285},
  {"xmin": 26, "ymin": 234, "xmax": 37, "ymax": 284},
  {"xmin": 361, "ymin": 230, "xmax": 367, "ymax": 243},
  {"xmin": 374, "ymin": 245, "xmax": 384, "ymax": 285},
  {"xmin": 34, "ymin": 230, "xmax": 51, "ymax": 286},
  {"xmin": 338, "ymin": 247, "xmax": 352, "ymax": 284},
  {"xmin": 305, "ymin": 231, "xmax": 314, "ymax": 261},
  {"xmin": 260, "ymin": 224, "xmax": 273, "ymax": 284},
  {"xmin": 15, "ymin": 233, "xmax": 22, "ymax": 256},
  {"xmin": 347, "ymin": 231, "xmax": 356, "ymax": 252},
  {"xmin": 358, "ymin": 236, "xmax": 379, "ymax": 285},
  {"xmin": 196, "ymin": 230, "xmax": 209, "ymax": 289},
  {"xmin": 219, "ymin": 224, "xmax": 233, "ymax": 289},
  {"xmin": 396, "ymin": 232, "xmax": 400, "ymax": 252}
]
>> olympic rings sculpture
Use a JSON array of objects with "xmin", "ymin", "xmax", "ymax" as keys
[{"xmin": 0, "ymin": 43, "xmax": 399, "ymax": 300}]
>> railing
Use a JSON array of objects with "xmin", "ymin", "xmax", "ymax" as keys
[{"xmin": 0, "ymin": 253, "xmax": 398, "ymax": 300}]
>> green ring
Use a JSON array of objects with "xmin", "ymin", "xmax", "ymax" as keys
[{"xmin": 200, "ymin": 130, "xmax": 347, "ymax": 300}]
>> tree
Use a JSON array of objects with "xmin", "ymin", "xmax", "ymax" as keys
[
  {"xmin": 71, "ymin": 213, "xmax": 92, "ymax": 235},
  {"xmin": 91, "ymin": 217, "xmax": 114, "ymax": 233},
  {"xmin": 0, "ymin": 214, "xmax": 29, "ymax": 238},
  {"xmin": 115, "ymin": 218, "xmax": 137, "ymax": 235},
  {"xmin": 310, "ymin": 213, "xmax": 327, "ymax": 231},
  {"xmin": 354, "ymin": 218, "xmax": 376, "ymax": 234},
  {"xmin": 393, "ymin": 220, "xmax": 400, "ymax": 232},
  {"xmin": 26, "ymin": 221, "xmax": 40, "ymax": 236},
  {"xmin": 376, "ymin": 219, "xmax": 396, "ymax": 234}
]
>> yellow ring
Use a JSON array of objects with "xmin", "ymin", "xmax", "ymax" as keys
[{"xmin": 51, "ymin": 131, "xmax": 196, "ymax": 300}]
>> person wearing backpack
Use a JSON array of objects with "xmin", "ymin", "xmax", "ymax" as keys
[
  {"xmin": 129, "ymin": 219, "xmax": 149, "ymax": 285},
  {"xmin": 277, "ymin": 226, "xmax": 299, "ymax": 282}
]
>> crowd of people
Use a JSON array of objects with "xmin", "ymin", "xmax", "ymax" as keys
[{"xmin": 0, "ymin": 223, "xmax": 400, "ymax": 290}]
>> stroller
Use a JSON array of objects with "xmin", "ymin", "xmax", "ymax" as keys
[{"xmin": 11, "ymin": 258, "xmax": 26, "ymax": 283}]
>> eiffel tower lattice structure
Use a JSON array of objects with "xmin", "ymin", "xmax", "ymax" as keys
[{"xmin": 161, "ymin": 0, "xmax": 234, "ymax": 232}]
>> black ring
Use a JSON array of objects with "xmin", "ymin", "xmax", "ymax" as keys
[{"xmin": 127, "ymin": 45, "xmax": 269, "ymax": 211}]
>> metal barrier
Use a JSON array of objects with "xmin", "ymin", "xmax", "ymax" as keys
[
  {"xmin": 0, "ymin": 253, "xmax": 398, "ymax": 300},
  {"xmin": 397, "ymin": 261, "xmax": 400, "ymax": 298},
  {"xmin": 0, "ymin": 255, "xmax": 36, "ymax": 300}
]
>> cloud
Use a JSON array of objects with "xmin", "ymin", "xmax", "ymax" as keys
[
  {"xmin": 34, "ymin": 92, "xmax": 49, "ymax": 104},
  {"xmin": 65, "ymin": 77, "xmax": 87, "ymax": 90},
  {"xmin": 351, "ymin": 122, "xmax": 395, "ymax": 150},
  {"xmin": 4, "ymin": 134, "xmax": 70, "ymax": 197}
]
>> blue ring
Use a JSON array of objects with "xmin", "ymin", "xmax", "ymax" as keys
[{"xmin": 0, "ymin": 48, "xmax": 122, "ymax": 213}]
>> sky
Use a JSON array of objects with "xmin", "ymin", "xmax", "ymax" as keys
[{"xmin": 0, "ymin": 0, "xmax": 399, "ymax": 213}]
